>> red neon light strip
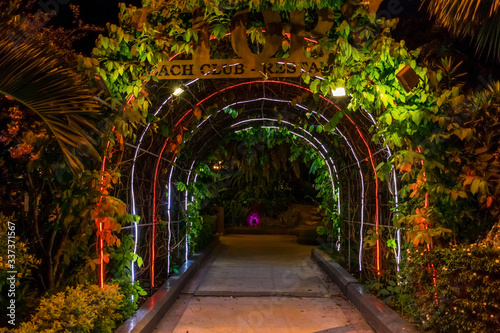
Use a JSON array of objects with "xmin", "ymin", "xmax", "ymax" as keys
[
  {"xmin": 96, "ymin": 126, "xmax": 115, "ymax": 288},
  {"xmin": 151, "ymin": 138, "xmax": 171, "ymax": 288}
]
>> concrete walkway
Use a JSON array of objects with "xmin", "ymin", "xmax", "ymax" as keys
[{"xmin": 154, "ymin": 235, "xmax": 374, "ymax": 333}]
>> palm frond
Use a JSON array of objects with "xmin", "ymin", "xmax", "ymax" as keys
[
  {"xmin": 0, "ymin": 27, "xmax": 102, "ymax": 174},
  {"xmin": 424, "ymin": 0, "xmax": 500, "ymax": 62}
]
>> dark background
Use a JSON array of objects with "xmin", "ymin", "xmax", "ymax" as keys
[{"xmin": 37, "ymin": 0, "xmax": 498, "ymax": 82}]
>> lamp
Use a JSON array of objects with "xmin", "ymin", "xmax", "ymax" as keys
[
  {"xmin": 331, "ymin": 87, "xmax": 347, "ymax": 97},
  {"xmin": 173, "ymin": 87, "xmax": 185, "ymax": 96}
]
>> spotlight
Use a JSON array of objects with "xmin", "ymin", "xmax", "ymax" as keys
[
  {"xmin": 331, "ymin": 87, "xmax": 346, "ymax": 97},
  {"xmin": 173, "ymin": 87, "xmax": 184, "ymax": 96}
]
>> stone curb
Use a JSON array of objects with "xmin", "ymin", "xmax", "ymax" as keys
[
  {"xmin": 115, "ymin": 237, "xmax": 220, "ymax": 333},
  {"xmin": 311, "ymin": 247, "xmax": 418, "ymax": 333}
]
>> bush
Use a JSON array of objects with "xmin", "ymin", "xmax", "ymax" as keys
[
  {"xmin": 4, "ymin": 284, "xmax": 125, "ymax": 333},
  {"xmin": 193, "ymin": 215, "xmax": 216, "ymax": 252},
  {"xmin": 0, "ymin": 214, "xmax": 41, "ymax": 325},
  {"xmin": 402, "ymin": 244, "xmax": 500, "ymax": 332},
  {"xmin": 259, "ymin": 208, "xmax": 299, "ymax": 227},
  {"xmin": 110, "ymin": 276, "xmax": 146, "ymax": 321}
]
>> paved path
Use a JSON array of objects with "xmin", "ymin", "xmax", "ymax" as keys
[{"xmin": 154, "ymin": 235, "xmax": 374, "ymax": 333}]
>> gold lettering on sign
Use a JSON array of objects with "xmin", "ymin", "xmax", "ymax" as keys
[{"xmin": 155, "ymin": 8, "xmax": 334, "ymax": 80}]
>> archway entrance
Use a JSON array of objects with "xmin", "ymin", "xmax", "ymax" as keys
[
  {"xmin": 90, "ymin": 0, "xmax": 421, "ymax": 291},
  {"xmin": 124, "ymin": 79, "xmax": 399, "ymax": 288}
]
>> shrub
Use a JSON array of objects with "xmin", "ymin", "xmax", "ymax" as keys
[
  {"xmin": 110, "ymin": 276, "xmax": 147, "ymax": 321},
  {"xmin": 193, "ymin": 215, "xmax": 216, "ymax": 252},
  {"xmin": 402, "ymin": 244, "xmax": 500, "ymax": 332},
  {"xmin": 0, "ymin": 214, "xmax": 41, "ymax": 324},
  {"xmin": 6, "ymin": 283, "xmax": 125, "ymax": 333},
  {"xmin": 260, "ymin": 208, "xmax": 300, "ymax": 227}
]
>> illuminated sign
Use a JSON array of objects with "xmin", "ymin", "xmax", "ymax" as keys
[{"xmin": 156, "ymin": 9, "xmax": 335, "ymax": 79}]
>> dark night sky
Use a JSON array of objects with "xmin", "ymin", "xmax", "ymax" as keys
[
  {"xmin": 45, "ymin": 0, "xmax": 142, "ymax": 54},
  {"xmin": 47, "ymin": 0, "xmax": 429, "ymax": 55},
  {"xmin": 41, "ymin": 0, "xmax": 498, "ymax": 78}
]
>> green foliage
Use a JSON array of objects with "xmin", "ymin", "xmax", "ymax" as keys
[
  {"xmin": 401, "ymin": 245, "xmax": 500, "ymax": 332},
  {"xmin": 224, "ymin": 200, "xmax": 248, "ymax": 227},
  {"xmin": 107, "ymin": 230, "xmax": 143, "ymax": 281},
  {"xmin": 7, "ymin": 284, "xmax": 125, "ymax": 333},
  {"xmin": 0, "ymin": 214, "xmax": 41, "ymax": 324},
  {"xmin": 183, "ymin": 179, "xmax": 213, "ymax": 251},
  {"xmin": 259, "ymin": 207, "xmax": 300, "ymax": 228},
  {"xmin": 0, "ymin": 27, "xmax": 102, "ymax": 175},
  {"xmin": 193, "ymin": 215, "xmax": 217, "ymax": 252},
  {"xmin": 364, "ymin": 278, "xmax": 403, "ymax": 306},
  {"xmin": 109, "ymin": 276, "xmax": 147, "ymax": 320}
]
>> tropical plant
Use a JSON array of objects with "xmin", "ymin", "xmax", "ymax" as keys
[
  {"xmin": 0, "ymin": 26, "xmax": 102, "ymax": 174},
  {"xmin": 402, "ymin": 244, "xmax": 500, "ymax": 332},
  {"xmin": 6, "ymin": 284, "xmax": 125, "ymax": 333},
  {"xmin": 423, "ymin": 0, "xmax": 500, "ymax": 62}
]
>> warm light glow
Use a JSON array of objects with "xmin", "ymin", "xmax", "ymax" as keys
[
  {"xmin": 173, "ymin": 87, "xmax": 184, "ymax": 96},
  {"xmin": 331, "ymin": 87, "xmax": 346, "ymax": 97}
]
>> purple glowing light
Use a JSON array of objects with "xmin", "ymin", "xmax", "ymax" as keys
[{"xmin": 248, "ymin": 212, "xmax": 260, "ymax": 226}]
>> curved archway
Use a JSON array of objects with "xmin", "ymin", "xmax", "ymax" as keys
[{"xmin": 126, "ymin": 79, "xmax": 399, "ymax": 286}]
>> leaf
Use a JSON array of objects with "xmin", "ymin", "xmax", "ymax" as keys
[
  {"xmin": 310, "ymin": 79, "xmax": 320, "ymax": 93},
  {"xmin": 486, "ymin": 196, "xmax": 493, "ymax": 207},
  {"xmin": 0, "ymin": 27, "xmax": 102, "ymax": 174},
  {"xmin": 194, "ymin": 107, "xmax": 202, "ymax": 120},
  {"xmin": 471, "ymin": 178, "xmax": 481, "ymax": 194}
]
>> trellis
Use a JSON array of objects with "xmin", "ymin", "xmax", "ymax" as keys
[{"xmin": 111, "ymin": 76, "xmax": 401, "ymax": 288}]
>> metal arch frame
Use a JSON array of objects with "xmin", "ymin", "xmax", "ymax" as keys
[{"xmin": 128, "ymin": 80, "xmax": 393, "ymax": 285}]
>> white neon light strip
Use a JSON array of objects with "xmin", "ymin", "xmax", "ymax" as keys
[
  {"xmin": 167, "ymin": 161, "xmax": 175, "ymax": 275},
  {"xmin": 185, "ymin": 160, "xmax": 196, "ymax": 261},
  {"xmin": 129, "ymin": 79, "xmax": 199, "ymax": 283},
  {"xmin": 187, "ymin": 117, "xmax": 343, "ymax": 237},
  {"xmin": 334, "ymin": 128, "xmax": 365, "ymax": 272},
  {"xmin": 235, "ymin": 120, "xmax": 340, "ymax": 222}
]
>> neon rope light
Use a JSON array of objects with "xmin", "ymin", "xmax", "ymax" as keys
[
  {"xmin": 130, "ymin": 79, "xmax": 198, "ymax": 285},
  {"xmin": 167, "ymin": 160, "xmax": 176, "ymax": 276},
  {"xmin": 364, "ymin": 110, "xmax": 401, "ymax": 271},
  {"xmin": 96, "ymin": 126, "xmax": 115, "ymax": 288},
  {"xmin": 181, "ymin": 92, "xmax": 369, "ymax": 265},
  {"xmin": 334, "ymin": 128, "xmax": 365, "ymax": 271},
  {"xmin": 185, "ymin": 160, "xmax": 196, "ymax": 261},
  {"xmin": 343, "ymin": 116, "xmax": 380, "ymax": 273},
  {"xmin": 184, "ymin": 119, "xmax": 342, "ymax": 240}
]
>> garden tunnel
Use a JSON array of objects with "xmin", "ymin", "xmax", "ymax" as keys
[{"xmin": 111, "ymin": 77, "xmax": 402, "ymax": 289}]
